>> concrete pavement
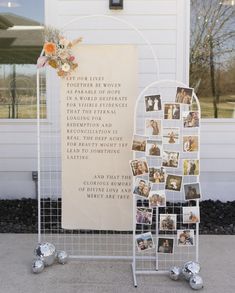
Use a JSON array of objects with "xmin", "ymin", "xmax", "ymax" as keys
[{"xmin": 0, "ymin": 234, "xmax": 234, "ymax": 293}]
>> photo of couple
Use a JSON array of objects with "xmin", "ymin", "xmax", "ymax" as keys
[
  {"xmin": 164, "ymin": 103, "xmax": 180, "ymax": 120},
  {"xmin": 130, "ymin": 159, "xmax": 149, "ymax": 176},
  {"xmin": 165, "ymin": 174, "xmax": 182, "ymax": 192},
  {"xmin": 136, "ymin": 207, "xmax": 153, "ymax": 225},
  {"xmin": 160, "ymin": 214, "xmax": 177, "ymax": 231},
  {"xmin": 148, "ymin": 191, "xmax": 166, "ymax": 208},
  {"xmin": 145, "ymin": 119, "xmax": 162, "ymax": 136},
  {"xmin": 163, "ymin": 127, "xmax": 180, "ymax": 144},
  {"xmin": 177, "ymin": 230, "xmax": 195, "ymax": 246},
  {"xmin": 162, "ymin": 151, "xmax": 179, "ymax": 168},
  {"xmin": 149, "ymin": 166, "xmax": 166, "ymax": 183},
  {"xmin": 183, "ymin": 136, "xmax": 199, "ymax": 152},
  {"xmin": 133, "ymin": 178, "xmax": 152, "ymax": 198},
  {"xmin": 183, "ymin": 159, "xmax": 199, "ymax": 176},
  {"xmin": 146, "ymin": 140, "xmax": 162, "ymax": 157},
  {"xmin": 132, "ymin": 135, "xmax": 147, "ymax": 152},
  {"xmin": 183, "ymin": 207, "xmax": 200, "ymax": 224},
  {"xmin": 175, "ymin": 87, "xmax": 193, "ymax": 104},
  {"xmin": 157, "ymin": 237, "xmax": 174, "ymax": 254},
  {"xmin": 184, "ymin": 183, "xmax": 201, "ymax": 201},
  {"xmin": 183, "ymin": 111, "xmax": 199, "ymax": 128},
  {"xmin": 136, "ymin": 232, "xmax": 154, "ymax": 252},
  {"xmin": 145, "ymin": 95, "xmax": 162, "ymax": 112}
]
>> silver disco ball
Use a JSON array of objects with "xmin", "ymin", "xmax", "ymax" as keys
[
  {"xmin": 32, "ymin": 259, "xmax": 44, "ymax": 274},
  {"xmin": 57, "ymin": 250, "xmax": 69, "ymax": 265},
  {"xmin": 34, "ymin": 242, "xmax": 56, "ymax": 266},
  {"xmin": 169, "ymin": 266, "xmax": 182, "ymax": 281},
  {"xmin": 189, "ymin": 274, "xmax": 204, "ymax": 290},
  {"xmin": 182, "ymin": 261, "xmax": 200, "ymax": 280}
]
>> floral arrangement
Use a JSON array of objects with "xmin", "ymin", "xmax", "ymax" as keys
[{"xmin": 37, "ymin": 27, "xmax": 82, "ymax": 78}]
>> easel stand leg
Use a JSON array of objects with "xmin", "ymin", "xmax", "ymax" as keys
[{"xmin": 131, "ymin": 262, "xmax": 138, "ymax": 287}]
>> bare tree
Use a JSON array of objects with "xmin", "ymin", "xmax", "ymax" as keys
[{"xmin": 190, "ymin": 0, "xmax": 235, "ymax": 118}]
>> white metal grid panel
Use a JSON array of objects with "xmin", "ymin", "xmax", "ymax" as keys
[
  {"xmin": 37, "ymin": 15, "xmax": 159, "ymax": 258},
  {"xmin": 132, "ymin": 80, "xmax": 200, "ymax": 278}
]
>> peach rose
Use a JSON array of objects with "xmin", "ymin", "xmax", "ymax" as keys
[{"xmin": 43, "ymin": 42, "xmax": 56, "ymax": 55}]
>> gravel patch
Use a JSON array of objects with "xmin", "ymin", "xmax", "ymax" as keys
[{"xmin": 0, "ymin": 199, "xmax": 234, "ymax": 234}]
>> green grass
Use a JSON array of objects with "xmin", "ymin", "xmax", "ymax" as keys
[
  {"xmin": 0, "ymin": 94, "xmax": 47, "ymax": 119},
  {"xmin": 0, "ymin": 104, "xmax": 47, "ymax": 119},
  {"xmin": 199, "ymin": 95, "xmax": 235, "ymax": 118}
]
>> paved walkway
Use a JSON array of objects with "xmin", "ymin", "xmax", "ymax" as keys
[{"xmin": 0, "ymin": 234, "xmax": 234, "ymax": 293}]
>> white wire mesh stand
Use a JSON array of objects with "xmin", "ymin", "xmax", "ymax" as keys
[
  {"xmin": 36, "ymin": 15, "xmax": 160, "ymax": 262},
  {"xmin": 131, "ymin": 79, "xmax": 201, "ymax": 287}
]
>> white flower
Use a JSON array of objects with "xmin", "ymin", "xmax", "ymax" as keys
[
  {"xmin": 59, "ymin": 37, "xmax": 70, "ymax": 47},
  {"xmin": 57, "ymin": 49, "xmax": 69, "ymax": 60},
  {"xmin": 62, "ymin": 63, "xmax": 70, "ymax": 72}
]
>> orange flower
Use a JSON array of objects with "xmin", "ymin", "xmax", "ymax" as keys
[{"xmin": 44, "ymin": 42, "xmax": 56, "ymax": 55}]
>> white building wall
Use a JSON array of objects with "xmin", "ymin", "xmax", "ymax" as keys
[{"xmin": 0, "ymin": 0, "xmax": 234, "ymax": 200}]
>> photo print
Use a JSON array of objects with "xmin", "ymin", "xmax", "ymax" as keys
[
  {"xmin": 159, "ymin": 214, "xmax": 177, "ymax": 231},
  {"xmin": 165, "ymin": 174, "xmax": 183, "ymax": 192},
  {"xmin": 163, "ymin": 127, "xmax": 180, "ymax": 144},
  {"xmin": 162, "ymin": 151, "xmax": 180, "ymax": 168},
  {"xmin": 148, "ymin": 190, "xmax": 166, "ymax": 208},
  {"xmin": 175, "ymin": 87, "xmax": 193, "ymax": 104},
  {"xmin": 130, "ymin": 159, "xmax": 149, "ymax": 177},
  {"xmin": 146, "ymin": 139, "xmax": 162, "ymax": 157},
  {"xmin": 183, "ymin": 159, "xmax": 199, "ymax": 176},
  {"xmin": 183, "ymin": 206, "xmax": 200, "ymax": 224},
  {"xmin": 136, "ymin": 232, "xmax": 154, "ymax": 252},
  {"xmin": 145, "ymin": 119, "xmax": 162, "ymax": 136},
  {"xmin": 136, "ymin": 207, "xmax": 153, "ymax": 225},
  {"xmin": 183, "ymin": 111, "xmax": 200, "ymax": 128},
  {"xmin": 177, "ymin": 229, "xmax": 195, "ymax": 246},
  {"xmin": 184, "ymin": 182, "xmax": 201, "ymax": 201},
  {"xmin": 131, "ymin": 135, "xmax": 147, "ymax": 152},
  {"xmin": 157, "ymin": 237, "xmax": 174, "ymax": 254},
  {"xmin": 133, "ymin": 178, "xmax": 152, "ymax": 198},
  {"xmin": 183, "ymin": 136, "xmax": 199, "ymax": 152},
  {"xmin": 149, "ymin": 166, "xmax": 166, "ymax": 184},
  {"xmin": 164, "ymin": 103, "xmax": 180, "ymax": 119},
  {"xmin": 145, "ymin": 95, "xmax": 162, "ymax": 112}
]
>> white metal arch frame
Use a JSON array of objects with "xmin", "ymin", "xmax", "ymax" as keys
[
  {"xmin": 132, "ymin": 79, "xmax": 201, "ymax": 287},
  {"xmin": 36, "ymin": 14, "xmax": 160, "ymax": 254}
]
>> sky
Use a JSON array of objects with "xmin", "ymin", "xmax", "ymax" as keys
[{"xmin": 0, "ymin": 0, "xmax": 44, "ymax": 24}]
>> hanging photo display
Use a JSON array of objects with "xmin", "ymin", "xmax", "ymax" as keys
[{"xmin": 132, "ymin": 86, "xmax": 200, "ymax": 254}]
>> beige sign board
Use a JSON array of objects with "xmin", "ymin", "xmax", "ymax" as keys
[{"xmin": 61, "ymin": 45, "xmax": 137, "ymax": 230}]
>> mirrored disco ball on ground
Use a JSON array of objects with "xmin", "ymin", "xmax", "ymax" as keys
[
  {"xmin": 189, "ymin": 274, "xmax": 204, "ymax": 290},
  {"xmin": 34, "ymin": 242, "xmax": 56, "ymax": 266},
  {"xmin": 32, "ymin": 259, "xmax": 45, "ymax": 274},
  {"xmin": 169, "ymin": 266, "xmax": 182, "ymax": 281},
  {"xmin": 182, "ymin": 261, "xmax": 201, "ymax": 280},
  {"xmin": 57, "ymin": 251, "xmax": 69, "ymax": 265}
]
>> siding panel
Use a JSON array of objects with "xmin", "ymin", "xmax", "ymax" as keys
[
  {"xmin": 58, "ymin": 1, "xmax": 177, "ymax": 15},
  {"xmin": 66, "ymin": 30, "xmax": 176, "ymax": 44},
  {"xmin": 59, "ymin": 15, "xmax": 177, "ymax": 30}
]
